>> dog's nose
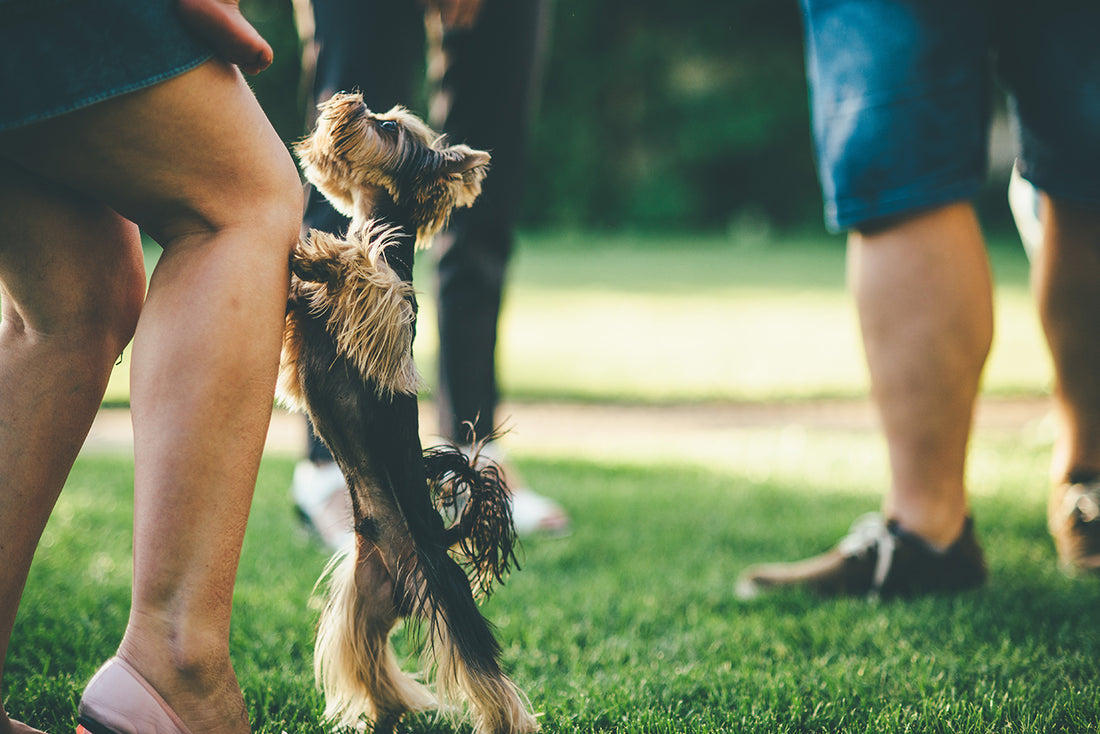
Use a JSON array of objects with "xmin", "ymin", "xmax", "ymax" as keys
[{"xmin": 350, "ymin": 97, "xmax": 372, "ymax": 116}]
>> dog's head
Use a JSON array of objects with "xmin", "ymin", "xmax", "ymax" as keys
[{"xmin": 295, "ymin": 92, "xmax": 491, "ymax": 245}]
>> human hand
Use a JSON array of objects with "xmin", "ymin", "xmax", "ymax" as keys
[
  {"xmin": 178, "ymin": 0, "xmax": 275, "ymax": 74},
  {"xmin": 428, "ymin": 0, "xmax": 484, "ymax": 30}
]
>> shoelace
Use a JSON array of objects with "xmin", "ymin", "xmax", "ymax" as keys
[
  {"xmin": 1060, "ymin": 482, "xmax": 1100, "ymax": 524},
  {"xmin": 836, "ymin": 512, "xmax": 897, "ymax": 595}
]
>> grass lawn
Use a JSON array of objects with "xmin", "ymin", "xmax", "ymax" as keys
[
  {"xmin": 12, "ymin": 229, "xmax": 1087, "ymax": 733},
  {"xmin": 9, "ymin": 426, "xmax": 1099, "ymax": 732},
  {"xmin": 104, "ymin": 228, "xmax": 1051, "ymax": 405},
  {"xmin": 486, "ymin": 229, "xmax": 1050, "ymax": 402}
]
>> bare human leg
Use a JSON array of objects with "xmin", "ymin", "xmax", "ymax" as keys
[
  {"xmin": 0, "ymin": 166, "xmax": 146, "ymax": 734},
  {"xmin": 0, "ymin": 59, "xmax": 302, "ymax": 734},
  {"xmin": 1032, "ymin": 195, "xmax": 1100, "ymax": 569},
  {"xmin": 1033, "ymin": 196, "xmax": 1100, "ymax": 482},
  {"xmin": 849, "ymin": 202, "xmax": 994, "ymax": 548}
]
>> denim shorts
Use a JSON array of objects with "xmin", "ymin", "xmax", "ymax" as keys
[
  {"xmin": 800, "ymin": 0, "xmax": 1100, "ymax": 231},
  {"xmin": 0, "ymin": 0, "xmax": 212, "ymax": 133}
]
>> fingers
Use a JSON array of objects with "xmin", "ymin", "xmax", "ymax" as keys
[
  {"xmin": 435, "ymin": 0, "xmax": 484, "ymax": 30},
  {"xmin": 177, "ymin": 0, "xmax": 274, "ymax": 74}
]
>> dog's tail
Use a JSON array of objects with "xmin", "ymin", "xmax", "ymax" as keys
[
  {"xmin": 404, "ymin": 444, "xmax": 537, "ymax": 734},
  {"xmin": 424, "ymin": 443, "xmax": 520, "ymax": 598},
  {"xmin": 363, "ymin": 404, "xmax": 536, "ymax": 732},
  {"xmin": 372, "ymin": 405, "xmax": 503, "ymax": 660},
  {"xmin": 314, "ymin": 542, "xmax": 437, "ymax": 730}
]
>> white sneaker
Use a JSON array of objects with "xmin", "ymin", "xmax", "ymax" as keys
[
  {"xmin": 510, "ymin": 486, "xmax": 572, "ymax": 537},
  {"xmin": 290, "ymin": 460, "xmax": 354, "ymax": 552}
]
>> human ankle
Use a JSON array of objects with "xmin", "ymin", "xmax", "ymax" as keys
[
  {"xmin": 84, "ymin": 650, "xmax": 249, "ymax": 734},
  {"xmin": 118, "ymin": 615, "xmax": 232, "ymax": 691},
  {"xmin": 1061, "ymin": 467, "xmax": 1100, "ymax": 486},
  {"xmin": 884, "ymin": 506, "xmax": 969, "ymax": 550}
]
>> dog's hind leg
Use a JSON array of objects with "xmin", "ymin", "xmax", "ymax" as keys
[
  {"xmin": 314, "ymin": 537, "xmax": 436, "ymax": 733},
  {"xmin": 430, "ymin": 623, "xmax": 540, "ymax": 734},
  {"xmin": 413, "ymin": 447, "xmax": 538, "ymax": 734},
  {"xmin": 355, "ymin": 399, "xmax": 539, "ymax": 734}
]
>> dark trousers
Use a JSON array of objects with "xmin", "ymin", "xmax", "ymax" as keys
[{"xmin": 301, "ymin": 0, "xmax": 549, "ymax": 461}]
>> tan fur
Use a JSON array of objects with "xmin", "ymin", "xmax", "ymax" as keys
[
  {"xmin": 431, "ymin": 624, "xmax": 539, "ymax": 734},
  {"xmin": 314, "ymin": 546, "xmax": 437, "ymax": 730},
  {"xmin": 295, "ymin": 93, "xmax": 490, "ymax": 249},
  {"xmin": 314, "ymin": 542, "xmax": 538, "ymax": 734},
  {"xmin": 276, "ymin": 300, "xmax": 309, "ymax": 413},
  {"xmin": 276, "ymin": 221, "xmax": 420, "ymax": 410},
  {"xmin": 288, "ymin": 95, "xmax": 532, "ymax": 734}
]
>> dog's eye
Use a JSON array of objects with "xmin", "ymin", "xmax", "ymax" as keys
[{"xmin": 378, "ymin": 120, "xmax": 398, "ymax": 133}]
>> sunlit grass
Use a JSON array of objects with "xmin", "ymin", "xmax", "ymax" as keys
[
  {"xmin": 10, "ymin": 415, "xmax": 1097, "ymax": 732},
  {"xmin": 16, "ymin": 228, "xmax": 1083, "ymax": 732},
  {"xmin": 103, "ymin": 229, "xmax": 1050, "ymax": 406}
]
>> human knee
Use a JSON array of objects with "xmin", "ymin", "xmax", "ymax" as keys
[
  {"xmin": 189, "ymin": 151, "xmax": 303, "ymax": 266},
  {"xmin": 238, "ymin": 145, "xmax": 304, "ymax": 256},
  {"xmin": 67, "ymin": 243, "xmax": 147, "ymax": 364},
  {"xmin": 98, "ymin": 247, "xmax": 147, "ymax": 357},
  {"xmin": 261, "ymin": 157, "xmax": 305, "ymax": 259},
  {"xmin": 1, "ymin": 232, "xmax": 145, "ymax": 369}
]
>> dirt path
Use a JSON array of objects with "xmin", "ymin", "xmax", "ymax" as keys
[{"xmin": 84, "ymin": 395, "xmax": 1052, "ymax": 459}]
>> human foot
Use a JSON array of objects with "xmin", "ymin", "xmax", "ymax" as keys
[
  {"xmin": 80, "ymin": 654, "xmax": 249, "ymax": 734},
  {"xmin": 78, "ymin": 658, "xmax": 191, "ymax": 734},
  {"xmin": 1049, "ymin": 478, "xmax": 1100, "ymax": 573},
  {"xmin": 290, "ymin": 460, "xmax": 354, "ymax": 552},
  {"xmin": 736, "ymin": 513, "xmax": 987, "ymax": 600},
  {"xmin": 177, "ymin": 0, "xmax": 273, "ymax": 74}
]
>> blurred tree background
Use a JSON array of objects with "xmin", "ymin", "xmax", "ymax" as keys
[
  {"xmin": 241, "ymin": 0, "xmax": 1013, "ymax": 234},
  {"xmin": 520, "ymin": 1, "xmax": 818, "ymax": 230},
  {"xmin": 242, "ymin": 0, "xmax": 820, "ymax": 232}
]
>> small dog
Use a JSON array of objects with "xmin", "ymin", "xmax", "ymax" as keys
[{"xmin": 278, "ymin": 93, "xmax": 538, "ymax": 734}]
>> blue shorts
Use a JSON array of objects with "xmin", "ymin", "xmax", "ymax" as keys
[
  {"xmin": 800, "ymin": 0, "xmax": 1100, "ymax": 231},
  {"xmin": 0, "ymin": 0, "xmax": 213, "ymax": 133}
]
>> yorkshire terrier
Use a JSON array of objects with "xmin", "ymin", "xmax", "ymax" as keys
[{"xmin": 277, "ymin": 93, "xmax": 538, "ymax": 734}]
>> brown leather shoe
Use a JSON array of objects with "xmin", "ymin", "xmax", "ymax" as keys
[
  {"xmin": 736, "ymin": 513, "xmax": 987, "ymax": 600},
  {"xmin": 1048, "ymin": 480, "xmax": 1100, "ymax": 573}
]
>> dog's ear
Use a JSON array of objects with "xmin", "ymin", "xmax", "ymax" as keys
[
  {"xmin": 409, "ymin": 145, "xmax": 491, "ymax": 245},
  {"xmin": 437, "ymin": 145, "xmax": 490, "ymax": 208},
  {"xmin": 440, "ymin": 145, "xmax": 491, "ymax": 176}
]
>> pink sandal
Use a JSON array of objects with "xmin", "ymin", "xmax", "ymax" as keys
[{"xmin": 76, "ymin": 658, "xmax": 192, "ymax": 734}]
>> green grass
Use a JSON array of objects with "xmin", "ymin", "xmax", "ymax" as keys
[
  {"xmin": 427, "ymin": 229, "xmax": 1048, "ymax": 403},
  {"xmin": 14, "ymin": 229, "xmax": 1082, "ymax": 732},
  {"xmin": 104, "ymin": 229, "xmax": 1051, "ymax": 405},
  {"xmin": 9, "ymin": 422, "xmax": 1100, "ymax": 733}
]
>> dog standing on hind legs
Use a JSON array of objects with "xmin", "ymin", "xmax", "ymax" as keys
[{"xmin": 277, "ymin": 93, "xmax": 539, "ymax": 734}]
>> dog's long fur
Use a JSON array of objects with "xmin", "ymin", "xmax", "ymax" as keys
[
  {"xmin": 295, "ymin": 94, "xmax": 488, "ymax": 248},
  {"xmin": 278, "ymin": 93, "xmax": 537, "ymax": 734},
  {"xmin": 278, "ymin": 222, "xmax": 418, "ymax": 405}
]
